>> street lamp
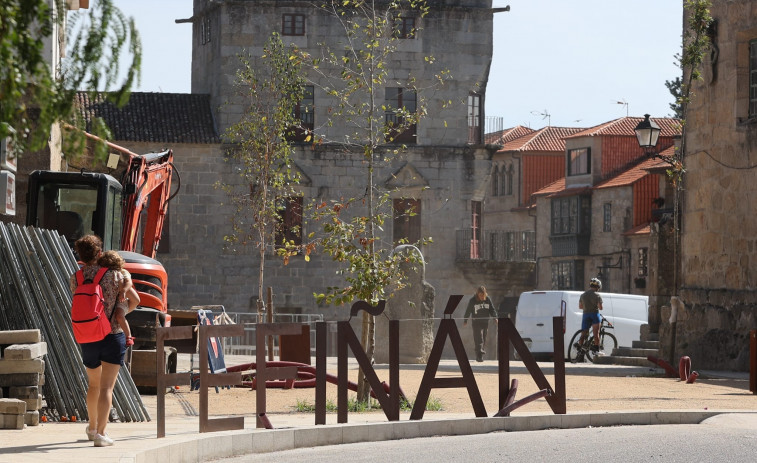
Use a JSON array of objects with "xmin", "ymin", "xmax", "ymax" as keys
[{"xmin": 634, "ymin": 114, "xmax": 661, "ymax": 152}]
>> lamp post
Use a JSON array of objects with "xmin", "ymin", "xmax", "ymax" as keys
[
  {"xmin": 635, "ymin": 113, "xmax": 678, "ymax": 365},
  {"xmin": 634, "ymin": 114, "xmax": 661, "ymax": 155}
]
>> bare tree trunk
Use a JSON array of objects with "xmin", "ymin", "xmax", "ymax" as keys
[
  {"xmin": 267, "ymin": 286, "xmax": 274, "ymax": 361},
  {"xmin": 356, "ymin": 310, "xmax": 375, "ymax": 403}
]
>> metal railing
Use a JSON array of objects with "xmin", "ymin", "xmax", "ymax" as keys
[
  {"xmin": 456, "ymin": 229, "xmax": 536, "ymax": 262},
  {"xmin": 219, "ymin": 312, "xmax": 325, "ymax": 358}
]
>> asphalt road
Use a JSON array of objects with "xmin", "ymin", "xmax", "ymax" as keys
[{"xmin": 215, "ymin": 420, "xmax": 757, "ymax": 463}]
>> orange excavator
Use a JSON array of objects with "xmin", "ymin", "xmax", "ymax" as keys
[{"xmin": 26, "ymin": 141, "xmax": 178, "ymax": 352}]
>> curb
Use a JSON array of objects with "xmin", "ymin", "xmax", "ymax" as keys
[{"xmin": 127, "ymin": 410, "xmax": 741, "ymax": 463}]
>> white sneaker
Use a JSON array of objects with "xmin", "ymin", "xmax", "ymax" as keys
[
  {"xmin": 94, "ymin": 433, "xmax": 114, "ymax": 447},
  {"xmin": 85, "ymin": 426, "xmax": 97, "ymax": 441}
]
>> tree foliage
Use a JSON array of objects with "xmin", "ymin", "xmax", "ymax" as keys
[
  {"xmin": 665, "ymin": 0, "xmax": 712, "ymax": 295},
  {"xmin": 293, "ymin": 0, "xmax": 446, "ymax": 402},
  {"xmin": 218, "ymin": 33, "xmax": 306, "ymax": 313},
  {"xmin": 0, "ymin": 0, "xmax": 140, "ymax": 161},
  {"xmin": 665, "ymin": 54, "xmax": 684, "ymax": 119},
  {"xmin": 299, "ymin": 0, "xmax": 443, "ymax": 307}
]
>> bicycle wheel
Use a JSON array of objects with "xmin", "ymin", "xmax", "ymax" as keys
[
  {"xmin": 598, "ymin": 332, "xmax": 618, "ymax": 354},
  {"xmin": 567, "ymin": 330, "xmax": 585, "ymax": 362}
]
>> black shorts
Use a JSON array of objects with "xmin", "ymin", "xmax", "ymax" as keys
[{"xmin": 81, "ymin": 332, "xmax": 126, "ymax": 369}]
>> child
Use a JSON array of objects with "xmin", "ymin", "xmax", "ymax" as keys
[{"xmin": 97, "ymin": 250, "xmax": 140, "ymax": 347}]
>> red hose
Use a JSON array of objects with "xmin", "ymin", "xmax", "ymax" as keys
[
  {"xmin": 228, "ymin": 361, "xmax": 407, "ymax": 401},
  {"xmin": 494, "ymin": 389, "xmax": 550, "ymax": 417},
  {"xmin": 679, "ymin": 356, "xmax": 691, "ymax": 381},
  {"xmin": 647, "ymin": 355, "xmax": 678, "ymax": 377}
]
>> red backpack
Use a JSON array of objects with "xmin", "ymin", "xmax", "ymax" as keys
[{"xmin": 71, "ymin": 268, "xmax": 113, "ymax": 344}]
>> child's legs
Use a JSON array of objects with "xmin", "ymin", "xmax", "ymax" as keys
[{"xmin": 115, "ymin": 305, "xmax": 131, "ymax": 338}]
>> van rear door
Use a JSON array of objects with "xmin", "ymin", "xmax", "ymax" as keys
[
  {"xmin": 602, "ymin": 294, "xmax": 648, "ymax": 348},
  {"xmin": 515, "ymin": 291, "xmax": 566, "ymax": 354}
]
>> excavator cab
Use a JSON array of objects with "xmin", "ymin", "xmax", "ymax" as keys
[
  {"xmin": 27, "ymin": 171, "xmax": 123, "ymax": 250},
  {"xmin": 26, "ymin": 169, "xmax": 169, "ymax": 317}
]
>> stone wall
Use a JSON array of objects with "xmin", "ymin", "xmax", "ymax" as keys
[
  {"xmin": 674, "ymin": 0, "xmax": 757, "ymax": 370},
  {"xmin": 118, "ymin": 141, "xmax": 495, "ymax": 326},
  {"xmin": 659, "ymin": 288, "xmax": 757, "ymax": 371},
  {"xmin": 191, "ymin": 0, "xmax": 494, "ymax": 145}
]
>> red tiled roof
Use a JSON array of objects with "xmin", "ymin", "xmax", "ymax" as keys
[
  {"xmin": 565, "ymin": 116, "xmax": 681, "ymax": 139},
  {"xmin": 594, "ymin": 157, "xmax": 662, "ymax": 189},
  {"xmin": 499, "ymin": 126, "xmax": 585, "ymax": 153},
  {"xmin": 532, "ymin": 178, "xmax": 565, "ymax": 197},
  {"xmin": 485, "ymin": 125, "xmax": 535, "ymax": 145},
  {"xmin": 642, "ymin": 145, "xmax": 678, "ymax": 173},
  {"xmin": 623, "ymin": 223, "xmax": 651, "ymax": 236},
  {"xmin": 75, "ymin": 92, "xmax": 220, "ymax": 144}
]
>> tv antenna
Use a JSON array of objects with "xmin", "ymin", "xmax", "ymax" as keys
[
  {"xmin": 530, "ymin": 109, "xmax": 551, "ymax": 126},
  {"xmin": 615, "ymin": 99, "xmax": 629, "ymax": 117}
]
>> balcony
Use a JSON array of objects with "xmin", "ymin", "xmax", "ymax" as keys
[
  {"xmin": 456, "ymin": 229, "xmax": 535, "ymax": 263},
  {"xmin": 549, "ymin": 234, "xmax": 590, "ymax": 257}
]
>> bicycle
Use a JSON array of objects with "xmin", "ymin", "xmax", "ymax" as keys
[{"xmin": 568, "ymin": 317, "xmax": 618, "ymax": 363}]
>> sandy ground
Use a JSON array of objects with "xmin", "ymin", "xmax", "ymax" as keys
[{"xmin": 160, "ymin": 356, "xmax": 756, "ymax": 420}]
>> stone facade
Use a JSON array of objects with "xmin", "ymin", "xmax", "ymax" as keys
[
  {"xmin": 191, "ymin": 0, "xmax": 495, "ymax": 144},
  {"xmin": 667, "ymin": 0, "xmax": 757, "ymax": 371},
  {"xmin": 109, "ymin": 2, "xmax": 521, "ymax": 334}
]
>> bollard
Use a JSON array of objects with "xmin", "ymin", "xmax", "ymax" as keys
[{"xmin": 750, "ymin": 330, "xmax": 756, "ymax": 394}]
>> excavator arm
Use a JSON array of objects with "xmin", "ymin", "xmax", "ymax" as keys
[{"xmin": 120, "ymin": 149, "xmax": 176, "ymax": 259}]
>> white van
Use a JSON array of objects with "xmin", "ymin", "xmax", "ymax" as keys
[{"xmin": 514, "ymin": 291, "xmax": 649, "ymax": 359}]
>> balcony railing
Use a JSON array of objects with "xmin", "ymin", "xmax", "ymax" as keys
[
  {"xmin": 549, "ymin": 234, "xmax": 590, "ymax": 257},
  {"xmin": 456, "ymin": 229, "xmax": 536, "ymax": 262}
]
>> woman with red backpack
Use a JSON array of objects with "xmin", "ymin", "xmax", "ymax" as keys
[{"xmin": 69, "ymin": 235, "xmax": 123, "ymax": 447}]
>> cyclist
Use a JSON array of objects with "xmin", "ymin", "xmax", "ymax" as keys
[{"xmin": 576, "ymin": 278, "xmax": 604, "ymax": 355}]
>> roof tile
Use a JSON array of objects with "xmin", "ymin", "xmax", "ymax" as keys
[
  {"xmin": 75, "ymin": 92, "xmax": 220, "ymax": 144},
  {"xmin": 486, "ymin": 125, "xmax": 536, "ymax": 145},
  {"xmin": 499, "ymin": 126, "xmax": 586, "ymax": 153},
  {"xmin": 565, "ymin": 116, "xmax": 681, "ymax": 139}
]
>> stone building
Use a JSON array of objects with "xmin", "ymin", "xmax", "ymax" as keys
[
  {"xmin": 526, "ymin": 117, "xmax": 680, "ymax": 294},
  {"xmin": 60, "ymin": 0, "xmax": 529, "ymax": 364},
  {"xmin": 667, "ymin": 0, "xmax": 757, "ymax": 371},
  {"xmin": 159, "ymin": 0, "xmax": 515, "ymax": 326}
]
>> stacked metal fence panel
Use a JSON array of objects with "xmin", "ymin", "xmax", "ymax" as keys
[{"xmin": 0, "ymin": 222, "xmax": 150, "ymax": 422}]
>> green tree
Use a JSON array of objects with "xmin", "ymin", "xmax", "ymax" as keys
[
  {"xmin": 219, "ymin": 33, "xmax": 306, "ymax": 317},
  {"xmin": 298, "ymin": 0, "xmax": 446, "ymax": 402},
  {"xmin": 665, "ymin": 0, "xmax": 712, "ymax": 295},
  {"xmin": 0, "ymin": 0, "xmax": 140, "ymax": 160},
  {"xmin": 665, "ymin": 54, "xmax": 684, "ymax": 119}
]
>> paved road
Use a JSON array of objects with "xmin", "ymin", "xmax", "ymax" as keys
[{"xmin": 216, "ymin": 416, "xmax": 757, "ymax": 463}]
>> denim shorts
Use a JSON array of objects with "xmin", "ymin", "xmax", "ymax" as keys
[
  {"xmin": 81, "ymin": 332, "xmax": 126, "ymax": 369},
  {"xmin": 581, "ymin": 312, "xmax": 602, "ymax": 331}
]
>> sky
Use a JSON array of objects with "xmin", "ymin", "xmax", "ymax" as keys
[{"xmin": 111, "ymin": 0, "xmax": 684, "ymax": 131}]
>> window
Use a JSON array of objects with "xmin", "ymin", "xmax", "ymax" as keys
[
  {"xmin": 551, "ymin": 196, "xmax": 591, "ymax": 236},
  {"xmin": 491, "ymin": 164, "xmax": 513, "ymax": 197},
  {"xmin": 750, "ymin": 39, "xmax": 757, "ymax": 117},
  {"xmin": 289, "ymin": 85, "xmax": 314, "ymax": 142},
  {"xmin": 638, "ymin": 247, "xmax": 648, "ymax": 277},
  {"xmin": 505, "ymin": 164, "xmax": 513, "ymax": 195},
  {"xmin": 603, "ymin": 203, "xmax": 612, "ymax": 232},
  {"xmin": 393, "ymin": 198, "xmax": 421, "ymax": 244},
  {"xmin": 470, "ymin": 200, "xmax": 482, "ymax": 259},
  {"xmin": 567, "ymin": 148, "xmax": 591, "ymax": 176},
  {"xmin": 201, "ymin": 16, "xmax": 212, "ymax": 45},
  {"xmin": 394, "ymin": 17, "xmax": 416, "ymax": 39},
  {"xmin": 282, "ymin": 14, "xmax": 305, "ymax": 36},
  {"xmin": 385, "ymin": 88, "xmax": 417, "ymax": 143},
  {"xmin": 275, "ymin": 196, "xmax": 303, "ymax": 247},
  {"xmin": 551, "ymin": 260, "xmax": 584, "ymax": 290},
  {"xmin": 468, "ymin": 93, "xmax": 482, "ymax": 144}
]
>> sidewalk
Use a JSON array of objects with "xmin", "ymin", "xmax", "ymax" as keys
[{"xmin": 1, "ymin": 359, "xmax": 754, "ymax": 463}]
